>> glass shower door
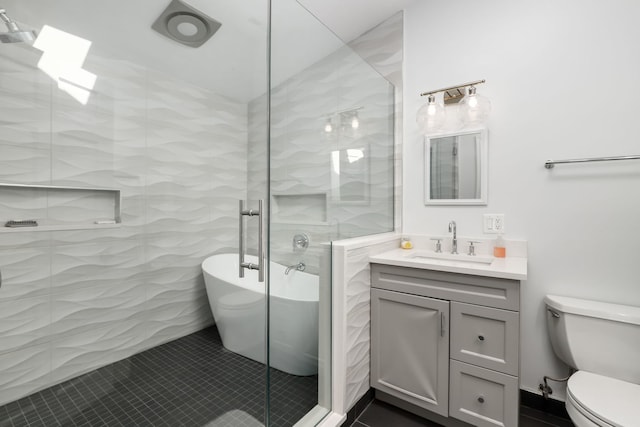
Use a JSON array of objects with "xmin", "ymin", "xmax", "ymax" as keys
[
  {"xmin": 267, "ymin": 0, "xmax": 396, "ymax": 425},
  {"xmin": 0, "ymin": 0, "xmax": 274, "ymax": 426}
]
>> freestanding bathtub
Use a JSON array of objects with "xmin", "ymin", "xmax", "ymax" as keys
[{"xmin": 202, "ymin": 253, "xmax": 319, "ymax": 376}]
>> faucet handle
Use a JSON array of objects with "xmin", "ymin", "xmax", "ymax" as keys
[
  {"xmin": 467, "ymin": 240, "xmax": 481, "ymax": 256},
  {"xmin": 293, "ymin": 233, "xmax": 309, "ymax": 249},
  {"xmin": 430, "ymin": 238, "xmax": 443, "ymax": 253}
]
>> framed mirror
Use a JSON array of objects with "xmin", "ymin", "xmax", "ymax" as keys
[{"xmin": 424, "ymin": 129, "xmax": 488, "ymax": 205}]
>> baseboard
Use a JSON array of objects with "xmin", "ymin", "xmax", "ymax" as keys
[
  {"xmin": 375, "ymin": 391, "xmax": 471, "ymax": 427},
  {"xmin": 341, "ymin": 388, "xmax": 374, "ymax": 426},
  {"xmin": 342, "ymin": 388, "xmax": 571, "ymax": 425},
  {"xmin": 520, "ymin": 389, "xmax": 570, "ymax": 420}
]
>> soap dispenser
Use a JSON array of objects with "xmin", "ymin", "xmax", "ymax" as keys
[
  {"xmin": 400, "ymin": 236, "xmax": 413, "ymax": 249},
  {"xmin": 493, "ymin": 234, "xmax": 506, "ymax": 258}
]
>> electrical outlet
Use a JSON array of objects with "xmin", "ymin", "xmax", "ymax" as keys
[{"xmin": 483, "ymin": 214, "xmax": 505, "ymax": 233}]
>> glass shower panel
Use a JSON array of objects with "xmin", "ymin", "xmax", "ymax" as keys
[
  {"xmin": 0, "ymin": 1, "xmax": 271, "ymax": 426},
  {"xmin": 267, "ymin": 1, "xmax": 395, "ymax": 425}
]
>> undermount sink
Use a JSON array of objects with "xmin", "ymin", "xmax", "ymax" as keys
[{"xmin": 405, "ymin": 250, "xmax": 494, "ymax": 265}]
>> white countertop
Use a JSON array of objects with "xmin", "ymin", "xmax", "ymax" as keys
[{"xmin": 370, "ymin": 248, "xmax": 527, "ymax": 281}]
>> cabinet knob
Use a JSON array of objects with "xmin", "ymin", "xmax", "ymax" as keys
[
  {"xmin": 477, "ymin": 396, "xmax": 485, "ymax": 404},
  {"xmin": 478, "ymin": 335, "xmax": 485, "ymax": 341}
]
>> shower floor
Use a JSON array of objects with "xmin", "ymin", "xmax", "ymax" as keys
[{"xmin": 0, "ymin": 327, "xmax": 318, "ymax": 427}]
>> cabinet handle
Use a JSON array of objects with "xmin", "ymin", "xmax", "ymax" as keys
[
  {"xmin": 477, "ymin": 396, "xmax": 485, "ymax": 404},
  {"xmin": 440, "ymin": 312, "xmax": 445, "ymax": 337},
  {"xmin": 478, "ymin": 335, "xmax": 485, "ymax": 341}
]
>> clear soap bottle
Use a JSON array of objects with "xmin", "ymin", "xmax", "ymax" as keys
[{"xmin": 493, "ymin": 234, "xmax": 506, "ymax": 258}]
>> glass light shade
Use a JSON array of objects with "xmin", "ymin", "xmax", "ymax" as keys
[
  {"xmin": 351, "ymin": 113, "xmax": 359, "ymax": 129},
  {"xmin": 416, "ymin": 95, "xmax": 445, "ymax": 134},
  {"xmin": 458, "ymin": 86, "xmax": 491, "ymax": 127},
  {"xmin": 324, "ymin": 118, "xmax": 333, "ymax": 133}
]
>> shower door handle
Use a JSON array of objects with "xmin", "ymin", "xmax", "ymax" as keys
[{"xmin": 238, "ymin": 200, "xmax": 264, "ymax": 282}]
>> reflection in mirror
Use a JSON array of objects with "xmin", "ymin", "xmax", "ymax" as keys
[
  {"xmin": 424, "ymin": 129, "xmax": 488, "ymax": 205},
  {"xmin": 330, "ymin": 146, "xmax": 368, "ymax": 203}
]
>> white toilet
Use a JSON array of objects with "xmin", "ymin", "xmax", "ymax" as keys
[{"xmin": 545, "ymin": 295, "xmax": 640, "ymax": 427}]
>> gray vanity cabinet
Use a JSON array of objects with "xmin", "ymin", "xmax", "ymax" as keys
[
  {"xmin": 370, "ymin": 288, "xmax": 450, "ymax": 417},
  {"xmin": 371, "ymin": 263, "xmax": 521, "ymax": 427}
]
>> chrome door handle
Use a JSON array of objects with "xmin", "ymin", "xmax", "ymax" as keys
[
  {"xmin": 257, "ymin": 199, "xmax": 264, "ymax": 282},
  {"xmin": 239, "ymin": 200, "xmax": 245, "ymax": 278},
  {"xmin": 238, "ymin": 200, "xmax": 264, "ymax": 282},
  {"xmin": 440, "ymin": 312, "xmax": 446, "ymax": 337}
]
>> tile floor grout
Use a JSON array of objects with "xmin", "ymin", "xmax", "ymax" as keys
[{"xmin": 0, "ymin": 326, "xmax": 318, "ymax": 427}]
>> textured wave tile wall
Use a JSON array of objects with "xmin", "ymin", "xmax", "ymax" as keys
[
  {"xmin": 248, "ymin": 28, "xmax": 396, "ymax": 274},
  {"xmin": 0, "ymin": 46, "xmax": 52, "ymax": 154},
  {"xmin": 343, "ymin": 247, "xmax": 374, "ymax": 408},
  {"xmin": 0, "ymin": 50, "xmax": 247, "ymax": 405},
  {"xmin": 342, "ymin": 238, "xmax": 399, "ymax": 412}
]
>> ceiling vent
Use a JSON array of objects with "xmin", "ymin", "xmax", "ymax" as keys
[{"xmin": 152, "ymin": 0, "xmax": 221, "ymax": 48}]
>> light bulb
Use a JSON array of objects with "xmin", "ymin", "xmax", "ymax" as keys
[
  {"xmin": 351, "ymin": 115, "xmax": 359, "ymax": 129},
  {"xmin": 416, "ymin": 94, "xmax": 445, "ymax": 134},
  {"xmin": 458, "ymin": 86, "xmax": 491, "ymax": 127},
  {"xmin": 324, "ymin": 119, "xmax": 333, "ymax": 133}
]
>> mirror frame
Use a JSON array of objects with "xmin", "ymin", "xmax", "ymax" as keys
[{"xmin": 424, "ymin": 128, "xmax": 488, "ymax": 205}]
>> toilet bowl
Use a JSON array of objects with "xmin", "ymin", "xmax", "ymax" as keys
[{"xmin": 544, "ymin": 295, "xmax": 640, "ymax": 427}]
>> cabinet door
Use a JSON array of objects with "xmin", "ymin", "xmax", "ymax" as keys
[{"xmin": 371, "ymin": 288, "xmax": 450, "ymax": 417}]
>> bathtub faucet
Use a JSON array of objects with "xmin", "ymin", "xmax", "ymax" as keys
[{"xmin": 285, "ymin": 262, "xmax": 306, "ymax": 275}]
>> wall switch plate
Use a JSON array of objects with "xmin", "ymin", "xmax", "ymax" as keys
[{"xmin": 483, "ymin": 214, "xmax": 505, "ymax": 233}]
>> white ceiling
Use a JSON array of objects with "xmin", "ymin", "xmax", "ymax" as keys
[
  {"xmin": 298, "ymin": 0, "xmax": 416, "ymax": 43},
  {"xmin": 4, "ymin": 0, "xmax": 412, "ymax": 102}
]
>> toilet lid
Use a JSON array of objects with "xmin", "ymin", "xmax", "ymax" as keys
[{"xmin": 568, "ymin": 371, "xmax": 640, "ymax": 427}]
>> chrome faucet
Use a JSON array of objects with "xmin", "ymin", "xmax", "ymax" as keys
[
  {"xmin": 448, "ymin": 220, "xmax": 458, "ymax": 254},
  {"xmin": 285, "ymin": 262, "xmax": 306, "ymax": 275}
]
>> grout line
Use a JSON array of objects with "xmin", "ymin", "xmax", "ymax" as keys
[
  {"xmin": 351, "ymin": 400, "xmax": 375, "ymax": 427},
  {"xmin": 0, "ymin": 326, "xmax": 318, "ymax": 426}
]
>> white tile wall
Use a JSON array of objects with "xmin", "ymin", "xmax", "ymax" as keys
[
  {"xmin": 0, "ymin": 48, "xmax": 248, "ymax": 405},
  {"xmin": 331, "ymin": 233, "xmax": 400, "ymax": 415},
  {"xmin": 247, "ymin": 30, "xmax": 397, "ymax": 276}
]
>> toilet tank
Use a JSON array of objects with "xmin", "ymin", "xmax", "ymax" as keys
[{"xmin": 545, "ymin": 295, "xmax": 640, "ymax": 385}]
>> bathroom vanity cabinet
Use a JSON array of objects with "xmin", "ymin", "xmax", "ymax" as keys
[{"xmin": 370, "ymin": 263, "xmax": 522, "ymax": 427}]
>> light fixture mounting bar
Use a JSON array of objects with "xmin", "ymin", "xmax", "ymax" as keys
[
  {"xmin": 325, "ymin": 105, "xmax": 363, "ymax": 117},
  {"xmin": 419, "ymin": 79, "xmax": 486, "ymax": 97}
]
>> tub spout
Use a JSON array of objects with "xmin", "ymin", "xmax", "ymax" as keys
[{"xmin": 285, "ymin": 262, "xmax": 306, "ymax": 275}]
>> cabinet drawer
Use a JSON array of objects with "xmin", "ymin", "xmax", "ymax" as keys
[
  {"xmin": 371, "ymin": 264, "xmax": 520, "ymax": 310},
  {"xmin": 449, "ymin": 360, "xmax": 518, "ymax": 427},
  {"xmin": 450, "ymin": 302, "xmax": 519, "ymax": 375}
]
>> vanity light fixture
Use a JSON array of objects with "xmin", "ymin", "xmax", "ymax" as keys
[
  {"xmin": 418, "ymin": 79, "xmax": 490, "ymax": 134},
  {"xmin": 324, "ymin": 117, "xmax": 333, "ymax": 133},
  {"xmin": 350, "ymin": 111, "xmax": 360, "ymax": 129},
  {"xmin": 458, "ymin": 85, "xmax": 491, "ymax": 127},
  {"xmin": 416, "ymin": 94, "xmax": 445, "ymax": 134},
  {"xmin": 323, "ymin": 106, "xmax": 362, "ymax": 133}
]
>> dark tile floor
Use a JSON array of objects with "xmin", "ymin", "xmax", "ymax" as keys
[
  {"xmin": 0, "ymin": 327, "xmax": 318, "ymax": 427},
  {"xmin": 349, "ymin": 399, "xmax": 575, "ymax": 427}
]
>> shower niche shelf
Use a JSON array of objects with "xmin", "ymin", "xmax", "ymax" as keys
[
  {"xmin": 272, "ymin": 193, "xmax": 328, "ymax": 225},
  {"xmin": 0, "ymin": 183, "xmax": 121, "ymax": 232}
]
